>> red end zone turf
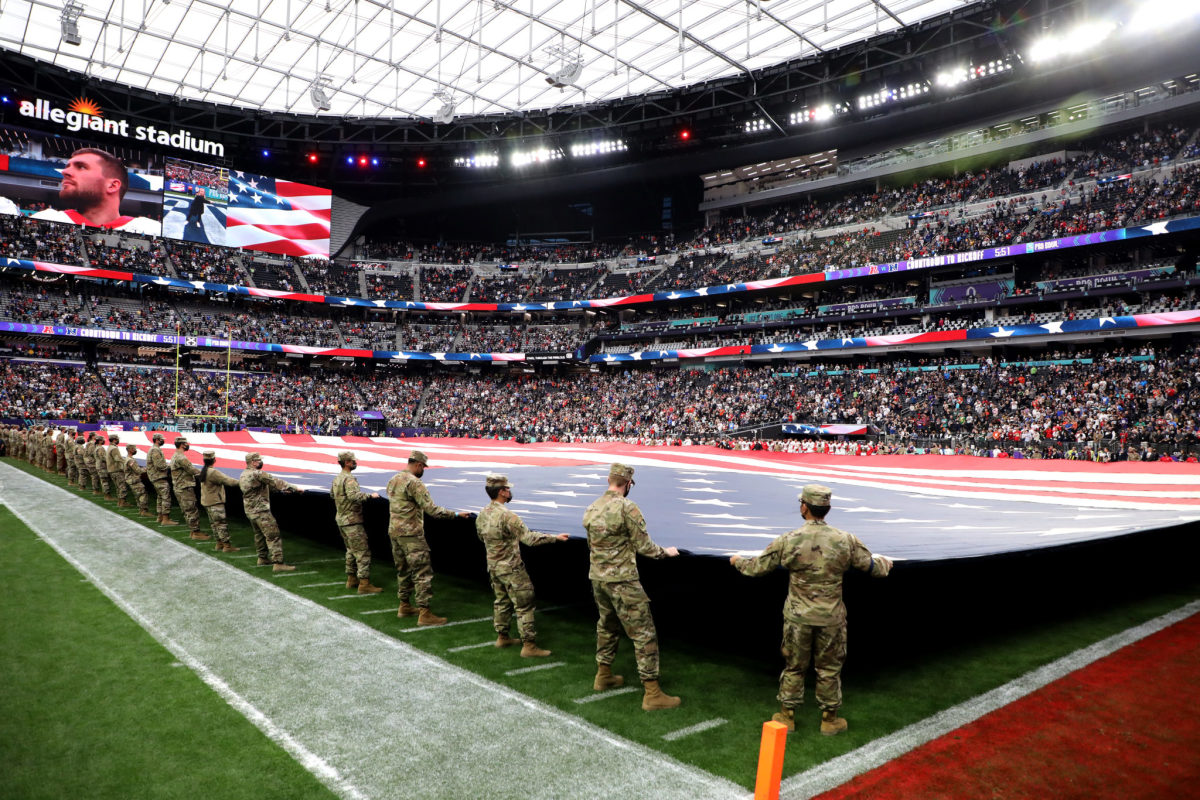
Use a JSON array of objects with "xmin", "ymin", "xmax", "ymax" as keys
[{"xmin": 816, "ymin": 611, "xmax": 1200, "ymax": 799}]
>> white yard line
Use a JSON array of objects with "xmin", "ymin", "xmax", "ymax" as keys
[
  {"xmin": 447, "ymin": 640, "xmax": 500, "ymax": 653},
  {"xmin": 663, "ymin": 719, "xmax": 728, "ymax": 741},
  {"xmin": 574, "ymin": 686, "xmax": 641, "ymax": 704},
  {"xmin": 271, "ymin": 571, "xmax": 319, "ymax": 578},
  {"xmin": 505, "ymin": 662, "xmax": 566, "ymax": 676},
  {"xmin": 779, "ymin": 598, "xmax": 1200, "ymax": 800},
  {"xmin": 299, "ymin": 582, "xmax": 349, "ymax": 589},
  {"xmin": 0, "ymin": 463, "xmax": 746, "ymax": 800}
]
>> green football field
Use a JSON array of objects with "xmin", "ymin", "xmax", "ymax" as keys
[{"xmin": 2, "ymin": 456, "xmax": 1197, "ymax": 798}]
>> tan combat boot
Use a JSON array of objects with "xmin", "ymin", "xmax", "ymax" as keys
[
  {"xmin": 117, "ymin": 497, "xmax": 127, "ymax": 508},
  {"xmin": 190, "ymin": 531, "xmax": 212, "ymax": 541},
  {"xmin": 138, "ymin": 509, "xmax": 153, "ymax": 517},
  {"xmin": 416, "ymin": 608, "xmax": 447, "ymax": 626},
  {"xmin": 273, "ymin": 563, "xmax": 297, "ymax": 573},
  {"xmin": 356, "ymin": 579, "xmax": 383, "ymax": 595},
  {"xmin": 641, "ymin": 680, "xmax": 681, "ymax": 711},
  {"xmin": 160, "ymin": 515, "xmax": 179, "ymax": 527},
  {"xmin": 820, "ymin": 710, "xmax": 847, "ymax": 736},
  {"xmin": 103, "ymin": 493, "xmax": 112, "ymax": 501},
  {"xmin": 520, "ymin": 641, "xmax": 551, "ymax": 658},
  {"xmin": 495, "ymin": 634, "xmax": 519, "ymax": 648},
  {"xmin": 256, "ymin": 557, "xmax": 273, "ymax": 566},
  {"xmin": 397, "ymin": 602, "xmax": 418, "ymax": 618},
  {"xmin": 593, "ymin": 664, "xmax": 624, "ymax": 690},
  {"xmin": 346, "ymin": 575, "xmax": 359, "ymax": 589},
  {"xmin": 771, "ymin": 707, "xmax": 796, "ymax": 732},
  {"xmin": 223, "ymin": 542, "xmax": 241, "ymax": 552}
]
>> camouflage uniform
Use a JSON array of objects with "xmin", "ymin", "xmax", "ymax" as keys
[
  {"xmin": 238, "ymin": 453, "xmax": 299, "ymax": 564},
  {"xmin": 199, "ymin": 451, "xmax": 240, "ymax": 547},
  {"xmin": 123, "ymin": 445, "xmax": 150, "ymax": 514},
  {"xmin": 583, "ymin": 464, "xmax": 672, "ymax": 683},
  {"xmin": 76, "ymin": 436, "xmax": 93, "ymax": 490},
  {"xmin": 170, "ymin": 440, "xmax": 203, "ymax": 533},
  {"xmin": 106, "ymin": 439, "xmax": 128, "ymax": 504},
  {"xmin": 476, "ymin": 475, "xmax": 559, "ymax": 642},
  {"xmin": 733, "ymin": 485, "xmax": 891, "ymax": 713},
  {"xmin": 55, "ymin": 431, "xmax": 68, "ymax": 474},
  {"xmin": 93, "ymin": 435, "xmax": 112, "ymax": 496},
  {"xmin": 65, "ymin": 434, "xmax": 79, "ymax": 484},
  {"xmin": 385, "ymin": 452, "xmax": 458, "ymax": 608},
  {"xmin": 85, "ymin": 437, "xmax": 103, "ymax": 492},
  {"xmin": 332, "ymin": 454, "xmax": 375, "ymax": 582},
  {"xmin": 146, "ymin": 437, "xmax": 173, "ymax": 517}
]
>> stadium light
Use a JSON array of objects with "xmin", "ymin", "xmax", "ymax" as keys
[
  {"xmin": 61, "ymin": 1, "xmax": 85, "ymax": 46},
  {"xmin": 679, "ymin": 129, "xmax": 691, "ymax": 141},
  {"xmin": 261, "ymin": 149, "xmax": 270, "ymax": 157},
  {"xmin": 511, "ymin": 147, "xmax": 563, "ymax": 167},
  {"xmin": 1028, "ymin": 20, "xmax": 1116, "ymax": 63},
  {"xmin": 453, "ymin": 153, "xmax": 500, "ymax": 168},
  {"xmin": 570, "ymin": 139, "xmax": 627, "ymax": 158},
  {"xmin": 743, "ymin": 118, "xmax": 770, "ymax": 134},
  {"xmin": 345, "ymin": 155, "xmax": 355, "ymax": 165},
  {"xmin": 307, "ymin": 153, "xmax": 318, "ymax": 163}
]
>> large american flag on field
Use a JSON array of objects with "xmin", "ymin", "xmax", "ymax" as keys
[
  {"xmin": 114, "ymin": 434, "xmax": 1200, "ymax": 562},
  {"xmin": 225, "ymin": 171, "xmax": 331, "ymax": 258}
]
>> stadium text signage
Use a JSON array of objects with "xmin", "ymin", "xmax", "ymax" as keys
[{"xmin": 18, "ymin": 96, "xmax": 225, "ymax": 158}]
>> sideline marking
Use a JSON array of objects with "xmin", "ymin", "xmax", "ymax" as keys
[
  {"xmin": 271, "ymin": 571, "xmax": 319, "ymax": 578},
  {"xmin": 397, "ymin": 614, "xmax": 493, "ymax": 631},
  {"xmin": 359, "ymin": 608, "xmax": 400, "ymax": 615},
  {"xmin": 779, "ymin": 598, "xmax": 1200, "ymax": 800},
  {"xmin": 574, "ymin": 686, "xmax": 641, "ymax": 704},
  {"xmin": 2, "ymin": 464, "xmax": 746, "ymax": 800},
  {"xmin": 505, "ymin": 662, "xmax": 566, "ymax": 676},
  {"xmin": 327, "ymin": 594, "xmax": 372, "ymax": 600},
  {"xmin": 299, "ymin": 582, "xmax": 347, "ymax": 589},
  {"xmin": 663, "ymin": 719, "xmax": 728, "ymax": 741}
]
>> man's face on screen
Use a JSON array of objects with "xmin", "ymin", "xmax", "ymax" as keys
[{"xmin": 60, "ymin": 153, "xmax": 116, "ymax": 209}]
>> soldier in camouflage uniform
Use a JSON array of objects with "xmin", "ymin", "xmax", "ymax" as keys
[
  {"xmin": 75, "ymin": 435, "xmax": 92, "ymax": 490},
  {"xmin": 170, "ymin": 437, "xmax": 208, "ymax": 540},
  {"xmin": 238, "ymin": 452, "xmax": 301, "ymax": 572},
  {"xmin": 199, "ymin": 450, "xmax": 241, "ymax": 552},
  {"xmin": 86, "ymin": 434, "xmax": 105, "ymax": 494},
  {"xmin": 731, "ymin": 484, "xmax": 893, "ymax": 736},
  {"xmin": 146, "ymin": 432, "xmax": 176, "ymax": 525},
  {"xmin": 332, "ymin": 451, "xmax": 383, "ymax": 594},
  {"xmin": 55, "ymin": 429, "xmax": 68, "ymax": 474},
  {"xmin": 65, "ymin": 430, "xmax": 79, "ymax": 485},
  {"xmin": 583, "ymin": 463, "xmax": 682, "ymax": 711},
  {"xmin": 106, "ymin": 435, "xmax": 129, "ymax": 507},
  {"xmin": 124, "ymin": 444, "xmax": 152, "ymax": 516},
  {"xmin": 93, "ymin": 431, "xmax": 114, "ymax": 499},
  {"xmin": 386, "ymin": 450, "xmax": 471, "ymax": 626},
  {"xmin": 476, "ymin": 473, "xmax": 567, "ymax": 657}
]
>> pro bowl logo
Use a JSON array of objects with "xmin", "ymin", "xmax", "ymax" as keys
[{"xmin": 184, "ymin": 336, "xmax": 199, "ymax": 347}]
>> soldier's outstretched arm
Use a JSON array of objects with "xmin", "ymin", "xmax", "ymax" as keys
[
  {"xmin": 850, "ymin": 535, "xmax": 892, "ymax": 577},
  {"xmin": 411, "ymin": 480, "xmax": 457, "ymax": 519},
  {"xmin": 730, "ymin": 534, "xmax": 786, "ymax": 577}
]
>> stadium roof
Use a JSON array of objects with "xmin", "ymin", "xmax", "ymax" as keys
[{"xmin": 2, "ymin": 0, "xmax": 974, "ymax": 120}]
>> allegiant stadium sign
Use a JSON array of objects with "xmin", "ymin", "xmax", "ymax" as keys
[{"xmin": 18, "ymin": 96, "xmax": 225, "ymax": 158}]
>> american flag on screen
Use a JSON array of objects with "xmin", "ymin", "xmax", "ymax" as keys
[{"xmin": 225, "ymin": 171, "xmax": 331, "ymax": 258}]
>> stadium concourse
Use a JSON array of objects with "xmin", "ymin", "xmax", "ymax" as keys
[{"xmin": 108, "ymin": 431, "xmax": 1200, "ymax": 561}]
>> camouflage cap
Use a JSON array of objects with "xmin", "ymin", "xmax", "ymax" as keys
[
  {"xmin": 108, "ymin": 434, "xmax": 119, "ymax": 443},
  {"xmin": 174, "ymin": 436, "xmax": 188, "ymax": 445},
  {"xmin": 408, "ymin": 450, "xmax": 429, "ymax": 465},
  {"xmin": 485, "ymin": 473, "xmax": 512, "ymax": 490},
  {"xmin": 151, "ymin": 432, "xmax": 165, "ymax": 442},
  {"xmin": 608, "ymin": 462, "xmax": 635, "ymax": 482},
  {"xmin": 76, "ymin": 437, "xmax": 86, "ymax": 444},
  {"xmin": 126, "ymin": 444, "xmax": 138, "ymax": 452},
  {"xmin": 799, "ymin": 484, "xmax": 833, "ymax": 506},
  {"xmin": 245, "ymin": 452, "xmax": 262, "ymax": 465},
  {"xmin": 337, "ymin": 451, "xmax": 356, "ymax": 464},
  {"xmin": 201, "ymin": 450, "xmax": 216, "ymax": 458}
]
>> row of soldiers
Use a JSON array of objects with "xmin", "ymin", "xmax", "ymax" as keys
[
  {"xmin": 1, "ymin": 425, "xmax": 303, "ymax": 572},
  {"xmin": 333, "ymin": 449, "xmax": 893, "ymax": 727},
  {"xmin": 4, "ymin": 428, "xmax": 894, "ymax": 730}
]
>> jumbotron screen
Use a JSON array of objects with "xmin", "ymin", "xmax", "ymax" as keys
[{"xmin": 164, "ymin": 156, "xmax": 332, "ymax": 258}]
